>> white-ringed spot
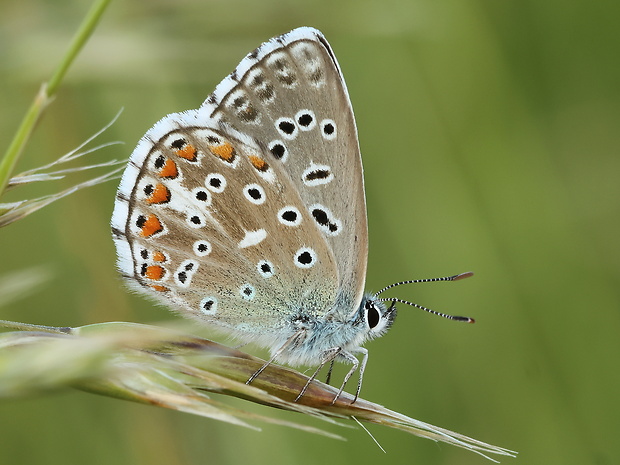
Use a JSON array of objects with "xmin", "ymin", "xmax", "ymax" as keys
[
  {"xmin": 275, "ymin": 117, "xmax": 298, "ymax": 140},
  {"xmin": 192, "ymin": 187, "xmax": 211, "ymax": 205},
  {"xmin": 200, "ymin": 296, "xmax": 218, "ymax": 315},
  {"xmin": 320, "ymin": 119, "xmax": 337, "ymax": 140},
  {"xmin": 309, "ymin": 204, "xmax": 342, "ymax": 236},
  {"xmin": 175, "ymin": 260, "xmax": 198, "ymax": 287},
  {"xmin": 302, "ymin": 163, "xmax": 333, "ymax": 186},
  {"xmin": 239, "ymin": 283, "xmax": 256, "ymax": 300},
  {"xmin": 268, "ymin": 140, "xmax": 288, "ymax": 162},
  {"xmin": 295, "ymin": 109, "xmax": 316, "ymax": 131},
  {"xmin": 278, "ymin": 206, "xmax": 302, "ymax": 227},
  {"xmin": 294, "ymin": 247, "xmax": 317, "ymax": 269},
  {"xmin": 243, "ymin": 183, "xmax": 266, "ymax": 205},
  {"xmin": 186, "ymin": 212, "xmax": 206, "ymax": 229},
  {"xmin": 205, "ymin": 173, "xmax": 226, "ymax": 193},
  {"xmin": 257, "ymin": 260, "xmax": 275, "ymax": 278},
  {"xmin": 193, "ymin": 240, "xmax": 212, "ymax": 257}
]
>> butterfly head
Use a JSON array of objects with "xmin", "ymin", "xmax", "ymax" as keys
[
  {"xmin": 351, "ymin": 271, "xmax": 475, "ymax": 346},
  {"xmin": 357, "ymin": 295, "xmax": 397, "ymax": 342}
]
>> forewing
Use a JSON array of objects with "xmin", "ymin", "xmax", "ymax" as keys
[{"xmin": 201, "ymin": 27, "xmax": 368, "ymax": 316}]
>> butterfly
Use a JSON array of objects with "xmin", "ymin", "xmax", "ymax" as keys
[{"xmin": 111, "ymin": 27, "xmax": 473, "ymax": 403}]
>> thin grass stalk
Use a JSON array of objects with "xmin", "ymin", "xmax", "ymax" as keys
[{"xmin": 0, "ymin": 0, "xmax": 113, "ymax": 198}]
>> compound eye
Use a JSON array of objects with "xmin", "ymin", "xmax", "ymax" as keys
[{"xmin": 366, "ymin": 303, "xmax": 380, "ymax": 329}]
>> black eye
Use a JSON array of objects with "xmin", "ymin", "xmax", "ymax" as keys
[{"xmin": 367, "ymin": 304, "xmax": 380, "ymax": 329}]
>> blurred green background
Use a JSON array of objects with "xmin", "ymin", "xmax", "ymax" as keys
[{"xmin": 1, "ymin": 0, "xmax": 619, "ymax": 464}]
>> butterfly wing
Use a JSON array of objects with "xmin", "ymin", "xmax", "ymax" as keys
[
  {"xmin": 201, "ymin": 27, "xmax": 368, "ymax": 317},
  {"xmin": 111, "ymin": 28, "xmax": 367, "ymax": 345}
]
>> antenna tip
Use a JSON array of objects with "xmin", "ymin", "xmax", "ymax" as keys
[
  {"xmin": 454, "ymin": 316, "xmax": 475, "ymax": 323},
  {"xmin": 453, "ymin": 271, "xmax": 474, "ymax": 281}
]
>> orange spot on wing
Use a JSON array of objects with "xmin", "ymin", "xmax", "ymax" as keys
[
  {"xmin": 209, "ymin": 142, "xmax": 235, "ymax": 162},
  {"xmin": 145, "ymin": 265, "xmax": 165, "ymax": 280},
  {"xmin": 248, "ymin": 154, "xmax": 268, "ymax": 172},
  {"xmin": 152, "ymin": 251, "xmax": 166, "ymax": 262},
  {"xmin": 139, "ymin": 214, "xmax": 163, "ymax": 237},
  {"xmin": 176, "ymin": 144, "xmax": 198, "ymax": 161},
  {"xmin": 146, "ymin": 183, "xmax": 171, "ymax": 204},
  {"xmin": 159, "ymin": 159, "xmax": 178, "ymax": 178},
  {"xmin": 151, "ymin": 285, "xmax": 169, "ymax": 292}
]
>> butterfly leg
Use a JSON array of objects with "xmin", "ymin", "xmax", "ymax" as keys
[
  {"xmin": 332, "ymin": 349, "xmax": 363, "ymax": 405},
  {"xmin": 295, "ymin": 347, "xmax": 341, "ymax": 402},
  {"xmin": 325, "ymin": 359, "xmax": 335, "ymax": 385},
  {"xmin": 298, "ymin": 347, "xmax": 367, "ymax": 404},
  {"xmin": 246, "ymin": 330, "xmax": 305, "ymax": 385},
  {"xmin": 349, "ymin": 347, "xmax": 368, "ymax": 403}
]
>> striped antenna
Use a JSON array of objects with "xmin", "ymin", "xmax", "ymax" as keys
[{"xmin": 374, "ymin": 271, "xmax": 475, "ymax": 323}]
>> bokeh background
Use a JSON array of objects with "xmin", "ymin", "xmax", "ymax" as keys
[{"xmin": 1, "ymin": 0, "xmax": 619, "ymax": 464}]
